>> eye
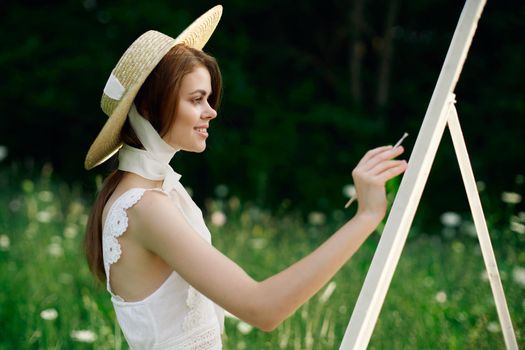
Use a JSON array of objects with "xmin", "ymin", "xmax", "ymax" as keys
[{"xmin": 192, "ymin": 96, "xmax": 204, "ymax": 104}]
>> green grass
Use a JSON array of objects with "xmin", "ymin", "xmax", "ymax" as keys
[{"xmin": 0, "ymin": 164, "xmax": 523, "ymax": 349}]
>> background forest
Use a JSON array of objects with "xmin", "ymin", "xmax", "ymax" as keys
[{"xmin": 1, "ymin": 0, "xmax": 523, "ymax": 215}]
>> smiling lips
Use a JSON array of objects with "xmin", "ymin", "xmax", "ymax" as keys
[{"xmin": 194, "ymin": 126, "xmax": 209, "ymax": 138}]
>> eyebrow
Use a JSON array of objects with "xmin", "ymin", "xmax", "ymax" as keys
[{"xmin": 188, "ymin": 89, "xmax": 211, "ymax": 96}]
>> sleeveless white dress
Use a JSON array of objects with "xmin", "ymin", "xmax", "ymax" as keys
[
  {"xmin": 100, "ymin": 104, "xmax": 224, "ymax": 349},
  {"xmin": 102, "ymin": 186, "xmax": 224, "ymax": 349}
]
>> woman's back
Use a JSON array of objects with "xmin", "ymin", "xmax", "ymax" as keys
[{"xmin": 101, "ymin": 174, "xmax": 172, "ymax": 301}]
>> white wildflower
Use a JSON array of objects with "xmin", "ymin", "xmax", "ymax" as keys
[
  {"xmin": 36, "ymin": 211, "xmax": 52, "ymax": 223},
  {"xmin": 40, "ymin": 308, "xmax": 58, "ymax": 321},
  {"xmin": 70, "ymin": 330, "xmax": 97, "ymax": 343},
  {"xmin": 211, "ymin": 211, "xmax": 227, "ymax": 227},
  {"xmin": 440, "ymin": 212, "xmax": 461, "ymax": 227},
  {"xmin": 68, "ymin": 201, "xmax": 85, "ymax": 216},
  {"xmin": 0, "ymin": 235, "xmax": 10, "ymax": 251},
  {"xmin": 342, "ymin": 184, "xmax": 356, "ymax": 199},
  {"xmin": 510, "ymin": 222, "xmax": 525, "ymax": 235},
  {"xmin": 476, "ymin": 181, "xmax": 486, "ymax": 192},
  {"xmin": 501, "ymin": 192, "xmax": 522, "ymax": 205},
  {"xmin": 64, "ymin": 225, "xmax": 78, "ymax": 239},
  {"xmin": 319, "ymin": 281, "xmax": 337, "ymax": 304},
  {"xmin": 308, "ymin": 211, "xmax": 326, "ymax": 225},
  {"xmin": 435, "ymin": 291, "xmax": 447, "ymax": 303},
  {"xmin": 487, "ymin": 322, "xmax": 500, "ymax": 333},
  {"xmin": 250, "ymin": 238, "xmax": 267, "ymax": 250},
  {"xmin": 512, "ymin": 266, "xmax": 525, "ymax": 288},
  {"xmin": 47, "ymin": 242, "xmax": 63, "ymax": 257},
  {"xmin": 37, "ymin": 191, "xmax": 54, "ymax": 202},
  {"xmin": 237, "ymin": 321, "xmax": 253, "ymax": 335}
]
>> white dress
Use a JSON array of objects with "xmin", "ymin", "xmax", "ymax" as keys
[{"xmin": 102, "ymin": 185, "xmax": 224, "ymax": 349}]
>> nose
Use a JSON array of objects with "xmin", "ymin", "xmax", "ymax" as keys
[{"xmin": 203, "ymin": 102, "xmax": 217, "ymax": 119}]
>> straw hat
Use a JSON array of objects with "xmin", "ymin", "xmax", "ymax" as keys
[{"xmin": 84, "ymin": 5, "xmax": 223, "ymax": 170}]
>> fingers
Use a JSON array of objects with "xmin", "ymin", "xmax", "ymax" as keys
[
  {"xmin": 352, "ymin": 144, "xmax": 407, "ymax": 187},
  {"xmin": 356, "ymin": 145, "xmax": 394, "ymax": 168},
  {"xmin": 375, "ymin": 161, "xmax": 408, "ymax": 183},
  {"xmin": 364, "ymin": 145, "xmax": 405, "ymax": 171},
  {"xmin": 368, "ymin": 159, "xmax": 406, "ymax": 177}
]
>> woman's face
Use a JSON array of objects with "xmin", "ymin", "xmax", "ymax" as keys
[{"xmin": 163, "ymin": 65, "xmax": 217, "ymax": 152}]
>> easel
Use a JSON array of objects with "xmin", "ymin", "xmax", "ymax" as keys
[{"xmin": 339, "ymin": 0, "xmax": 519, "ymax": 349}]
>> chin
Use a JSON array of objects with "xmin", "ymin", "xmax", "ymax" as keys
[{"xmin": 186, "ymin": 144, "xmax": 207, "ymax": 153}]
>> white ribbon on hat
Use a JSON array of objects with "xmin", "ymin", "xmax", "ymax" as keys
[
  {"xmin": 118, "ymin": 104, "xmax": 180, "ymax": 192},
  {"xmin": 103, "ymin": 72, "xmax": 126, "ymax": 100}
]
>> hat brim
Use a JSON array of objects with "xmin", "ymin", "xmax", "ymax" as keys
[
  {"xmin": 84, "ymin": 82, "xmax": 142, "ymax": 169},
  {"xmin": 84, "ymin": 5, "xmax": 222, "ymax": 170}
]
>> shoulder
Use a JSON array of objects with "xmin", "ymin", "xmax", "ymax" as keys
[
  {"xmin": 126, "ymin": 188, "xmax": 172, "ymax": 221},
  {"xmin": 126, "ymin": 189, "xmax": 205, "ymax": 256},
  {"xmin": 102, "ymin": 187, "xmax": 171, "ymax": 231},
  {"xmin": 125, "ymin": 189, "xmax": 187, "ymax": 237}
]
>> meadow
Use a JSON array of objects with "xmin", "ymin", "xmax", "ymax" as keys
[{"xmin": 0, "ymin": 163, "xmax": 523, "ymax": 349}]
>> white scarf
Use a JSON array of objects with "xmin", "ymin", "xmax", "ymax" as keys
[{"xmin": 118, "ymin": 104, "xmax": 181, "ymax": 191}]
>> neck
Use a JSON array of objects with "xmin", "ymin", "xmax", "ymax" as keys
[{"xmin": 120, "ymin": 171, "xmax": 164, "ymax": 189}]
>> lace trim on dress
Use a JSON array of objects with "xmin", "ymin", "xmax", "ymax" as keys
[
  {"xmin": 183, "ymin": 286, "xmax": 207, "ymax": 332},
  {"xmin": 102, "ymin": 188, "xmax": 165, "ymax": 294},
  {"xmin": 153, "ymin": 323, "xmax": 222, "ymax": 350}
]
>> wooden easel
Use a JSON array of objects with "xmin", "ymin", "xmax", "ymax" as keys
[{"xmin": 339, "ymin": 0, "xmax": 519, "ymax": 349}]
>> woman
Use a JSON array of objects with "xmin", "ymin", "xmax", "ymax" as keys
[{"xmin": 84, "ymin": 5, "xmax": 407, "ymax": 349}]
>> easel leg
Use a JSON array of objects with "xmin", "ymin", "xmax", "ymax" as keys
[{"xmin": 447, "ymin": 105, "xmax": 518, "ymax": 350}]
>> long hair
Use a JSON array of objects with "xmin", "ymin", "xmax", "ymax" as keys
[{"xmin": 84, "ymin": 44, "xmax": 222, "ymax": 283}]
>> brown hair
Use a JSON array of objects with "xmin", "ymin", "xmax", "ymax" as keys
[{"xmin": 84, "ymin": 44, "xmax": 222, "ymax": 283}]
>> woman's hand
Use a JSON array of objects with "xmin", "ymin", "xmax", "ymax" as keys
[{"xmin": 352, "ymin": 145, "xmax": 407, "ymax": 224}]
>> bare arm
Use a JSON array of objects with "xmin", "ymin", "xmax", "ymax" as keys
[{"xmin": 129, "ymin": 145, "xmax": 407, "ymax": 331}]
